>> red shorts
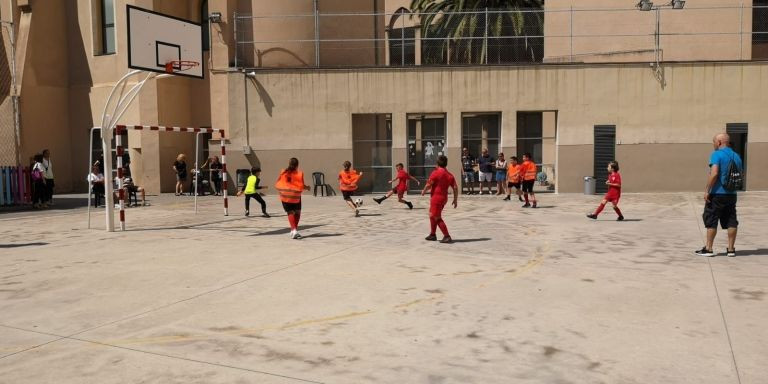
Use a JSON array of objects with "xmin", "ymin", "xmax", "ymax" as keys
[
  {"xmin": 394, "ymin": 186, "xmax": 407, "ymax": 199},
  {"xmin": 604, "ymin": 190, "xmax": 620, "ymax": 204},
  {"xmin": 430, "ymin": 197, "xmax": 447, "ymax": 217}
]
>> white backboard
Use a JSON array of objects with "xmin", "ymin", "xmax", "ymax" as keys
[{"xmin": 127, "ymin": 5, "xmax": 203, "ymax": 79}]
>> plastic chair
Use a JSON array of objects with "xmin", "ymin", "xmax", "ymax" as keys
[{"xmin": 312, "ymin": 172, "xmax": 334, "ymax": 197}]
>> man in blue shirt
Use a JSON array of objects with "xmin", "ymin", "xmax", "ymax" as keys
[{"xmin": 695, "ymin": 133, "xmax": 743, "ymax": 257}]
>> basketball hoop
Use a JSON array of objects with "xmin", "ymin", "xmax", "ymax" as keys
[{"xmin": 165, "ymin": 60, "xmax": 199, "ymax": 74}]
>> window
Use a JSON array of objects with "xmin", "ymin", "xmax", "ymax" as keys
[
  {"xmin": 408, "ymin": 114, "xmax": 446, "ymax": 189},
  {"xmin": 389, "ymin": 27, "xmax": 416, "ymax": 66},
  {"xmin": 352, "ymin": 114, "xmax": 393, "ymax": 193},
  {"xmin": 754, "ymin": 0, "xmax": 768, "ymax": 59},
  {"xmin": 462, "ymin": 113, "xmax": 501, "ymax": 161},
  {"xmin": 201, "ymin": 0, "xmax": 210, "ymax": 51},
  {"xmin": 94, "ymin": 0, "xmax": 116, "ymax": 55},
  {"xmin": 516, "ymin": 112, "xmax": 543, "ymax": 165}
]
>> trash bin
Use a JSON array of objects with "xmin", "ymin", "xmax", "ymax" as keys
[{"xmin": 584, "ymin": 176, "xmax": 596, "ymax": 195}]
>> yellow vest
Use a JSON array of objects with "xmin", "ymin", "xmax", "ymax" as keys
[{"xmin": 245, "ymin": 175, "xmax": 259, "ymax": 194}]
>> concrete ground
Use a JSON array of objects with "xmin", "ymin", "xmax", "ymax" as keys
[{"xmin": 0, "ymin": 191, "xmax": 766, "ymax": 384}]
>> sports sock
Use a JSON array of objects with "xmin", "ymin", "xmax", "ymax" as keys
[
  {"xmin": 594, "ymin": 203, "xmax": 606, "ymax": 216},
  {"xmin": 429, "ymin": 217, "xmax": 437, "ymax": 235},
  {"xmin": 295, "ymin": 212, "xmax": 301, "ymax": 227},
  {"xmin": 524, "ymin": 194, "xmax": 529, "ymax": 203},
  {"xmin": 381, "ymin": 195, "xmax": 389, "ymax": 201},
  {"xmin": 613, "ymin": 206, "xmax": 623, "ymax": 217},
  {"xmin": 287, "ymin": 213, "xmax": 297, "ymax": 230},
  {"xmin": 436, "ymin": 219, "xmax": 449, "ymax": 237}
]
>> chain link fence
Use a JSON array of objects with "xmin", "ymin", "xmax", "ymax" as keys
[
  {"xmin": 0, "ymin": 24, "xmax": 17, "ymax": 166},
  {"xmin": 235, "ymin": 5, "xmax": 768, "ymax": 69}
]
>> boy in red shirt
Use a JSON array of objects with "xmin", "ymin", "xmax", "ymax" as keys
[
  {"xmin": 587, "ymin": 161, "xmax": 624, "ymax": 221},
  {"xmin": 421, "ymin": 155, "xmax": 458, "ymax": 243},
  {"xmin": 373, "ymin": 163, "xmax": 420, "ymax": 209}
]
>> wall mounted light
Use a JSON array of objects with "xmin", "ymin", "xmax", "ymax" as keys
[
  {"xmin": 636, "ymin": 0, "xmax": 654, "ymax": 11},
  {"xmin": 209, "ymin": 12, "xmax": 222, "ymax": 23}
]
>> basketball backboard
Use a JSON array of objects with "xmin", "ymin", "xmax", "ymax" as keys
[{"xmin": 127, "ymin": 5, "xmax": 203, "ymax": 79}]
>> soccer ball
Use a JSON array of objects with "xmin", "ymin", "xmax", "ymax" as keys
[{"xmin": 354, "ymin": 198, "xmax": 363, "ymax": 207}]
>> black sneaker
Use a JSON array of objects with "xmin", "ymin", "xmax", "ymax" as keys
[
  {"xmin": 439, "ymin": 236, "xmax": 453, "ymax": 244},
  {"xmin": 694, "ymin": 247, "xmax": 715, "ymax": 257},
  {"xmin": 503, "ymin": 196, "xmax": 510, "ymax": 201},
  {"xmin": 518, "ymin": 196, "xmax": 524, "ymax": 202},
  {"xmin": 587, "ymin": 214, "xmax": 597, "ymax": 220},
  {"xmin": 406, "ymin": 201, "xmax": 413, "ymax": 209},
  {"xmin": 726, "ymin": 249, "xmax": 736, "ymax": 257},
  {"xmin": 244, "ymin": 210, "xmax": 249, "ymax": 217},
  {"xmin": 531, "ymin": 202, "xmax": 537, "ymax": 208},
  {"xmin": 262, "ymin": 213, "xmax": 270, "ymax": 218},
  {"xmin": 522, "ymin": 203, "xmax": 531, "ymax": 208},
  {"xmin": 425, "ymin": 234, "xmax": 437, "ymax": 241},
  {"xmin": 373, "ymin": 197, "xmax": 383, "ymax": 205},
  {"xmin": 617, "ymin": 215, "xmax": 624, "ymax": 221}
]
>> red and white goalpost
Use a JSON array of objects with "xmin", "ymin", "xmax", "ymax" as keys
[{"xmin": 113, "ymin": 125, "xmax": 229, "ymax": 231}]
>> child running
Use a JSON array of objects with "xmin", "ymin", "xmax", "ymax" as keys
[
  {"xmin": 421, "ymin": 155, "xmax": 458, "ymax": 244},
  {"xmin": 504, "ymin": 156, "xmax": 524, "ymax": 202},
  {"xmin": 520, "ymin": 153, "xmax": 538, "ymax": 208},
  {"xmin": 338, "ymin": 161, "xmax": 363, "ymax": 217},
  {"xmin": 587, "ymin": 161, "xmax": 624, "ymax": 221},
  {"xmin": 275, "ymin": 158, "xmax": 310, "ymax": 239},
  {"xmin": 373, "ymin": 163, "xmax": 419, "ymax": 209},
  {"xmin": 237, "ymin": 167, "xmax": 270, "ymax": 218}
]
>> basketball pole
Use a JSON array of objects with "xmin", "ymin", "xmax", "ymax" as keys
[{"xmin": 99, "ymin": 70, "xmax": 170, "ymax": 232}]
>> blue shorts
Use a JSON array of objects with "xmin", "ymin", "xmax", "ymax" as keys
[
  {"xmin": 463, "ymin": 171, "xmax": 476, "ymax": 183},
  {"xmin": 495, "ymin": 171, "xmax": 507, "ymax": 181}
]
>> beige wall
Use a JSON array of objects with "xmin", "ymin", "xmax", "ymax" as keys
[
  {"xmin": 544, "ymin": 0, "xmax": 753, "ymax": 63},
  {"xmin": 228, "ymin": 62, "xmax": 768, "ymax": 193}
]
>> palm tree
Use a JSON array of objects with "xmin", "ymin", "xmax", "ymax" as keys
[{"xmin": 410, "ymin": 0, "xmax": 544, "ymax": 64}]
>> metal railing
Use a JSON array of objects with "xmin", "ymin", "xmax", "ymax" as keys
[{"xmin": 234, "ymin": 5, "xmax": 768, "ymax": 69}]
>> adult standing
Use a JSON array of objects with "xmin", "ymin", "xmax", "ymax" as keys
[
  {"xmin": 494, "ymin": 153, "xmax": 507, "ymax": 196},
  {"xmin": 31, "ymin": 154, "xmax": 47, "ymax": 209},
  {"xmin": 173, "ymin": 154, "xmax": 187, "ymax": 196},
  {"xmin": 422, "ymin": 155, "xmax": 458, "ymax": 243},
  {"xmin": 209, "ymin": 156, "xmax": 223, "ymax": 195},
  {"xmin": 42, "ymin": 149, "xmax": 54, "ymax": 205},
  {"xmin": 477, "ymin": 148, "xmax": 494, "ymax": 195},
  {"xmin": 695, "ymin": 133, "xmax": 743, "ymax": 257},
  {"xmin": 460, "ymin": 147, "xmax": 476, "ymax": 195},
  {"xmin": 87, "ymin": 164, "xmax": 105, "ymax": 207}
]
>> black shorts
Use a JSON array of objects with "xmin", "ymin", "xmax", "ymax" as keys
[
  {"xmin": 522, "ymin": 180, "xmax": 535, "ymax": 193},
  {"xmin": 703, "ymin": 194, "xmax": 738, "ymax": 229},
  {"xmin": 507, "ymin": 182, "xmax": 521, "ymax": 190},
  {"xmin": 282, "ymin": 201, "xmax": 302, "ymax": 213},
  {"xmin": 342, "ymin": 191, "xmax": 354, "ymax": 201}
]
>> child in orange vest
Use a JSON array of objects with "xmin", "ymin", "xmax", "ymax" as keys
[
  {"xmin": 339, "ymin": 161, "xmax": 363, "ymax": 217},
  {"xmin": 504, "ymin": 156, "xmax": 524, "ymax": 202},
  {"xmin": 520, "ymin": 153, "xmax": 538, "ymax": 208},
  {"xmin": 275, "ymin": 157, "xmax": 310, "ymax": 239},
  {"xmin": 587, "ymin": 161, "xmax": 624, "ymax": 221}
]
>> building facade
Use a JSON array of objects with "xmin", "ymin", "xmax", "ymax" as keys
[{"xmin": 0, "ymin": 0, "xmax": 766, "ymax": 195}]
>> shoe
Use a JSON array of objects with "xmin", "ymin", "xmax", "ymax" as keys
[
  {"xmin": 503, "ymin": 196, "xmax": 510, "ymax": 201},
  {"xmin": 522, "ymin": 203, "xmax": 531, "ymax": 208},
  {"xmin": 290, "ymin": 230, "xmax": 297, "ymax": 239},
  {"xmin": 406, "ymin": 201, "xmax": 413, "ymax": 209},
  {"xmin": 532, "ymin": 202, "xmax": 537, "ymax": 208},
  {"xmin": 373, "ymin": 197, "xmax": 383, "ymax": 205},
  {"xmin": 617, "ymin": 215, "xmax": 625, "ymax": 221},
  {"xmin": 439, "ymin": 236, "xmax": 453, "ymax": 244},
  {"xmin": 294, "ymin": 232, "xmax": 303, "ymax": 240},
  {"xmin": 425, "ymin": 234, "xmax": 437, "ymax": 241},
  {"xmin": 518, "ymin": 196, "xmax": 524, "ymax": 202},
  {"xmin": 262, "ymin": 213, "xmax": 270, "ymax": 218},
  {"xmin": 694, "ymin": 247, "xmax": 715, "ymax": 257},
  {"xmin": 726, "ymin": 249, "xmax": 736, "ymax": 257},
  {"xmin": 587, "ymin": 214, "xmax": 597, "ymax": 220},
  {"xmin": 245, "ymin": 210, "xmax": 250, "ymax": 217},
  {"xmin": 355, "ymin": 209, "xmax": 360, "ymax": 217}
]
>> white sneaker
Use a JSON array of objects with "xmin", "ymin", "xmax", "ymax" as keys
[
  {"xmin": 290, "ymin": 230, "xmax": 297, "ymax": 239},
  {"xmin": 294, "ymin": 232, "xmax": 303, "ymax": 240}
]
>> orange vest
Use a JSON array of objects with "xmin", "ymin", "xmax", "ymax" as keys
[
  {"xmin": 522, "ymin": 161, "xmax": 537, "ymax": 181},
  {"xmin": 275, "ymin": 169, "xmax": 304, "ymax": 203},
  {"xmin": 507, "ymin": 164, "xmax": 522, "ymax": 183},
  {"xmin": 338, "ymin": 170, "xmax": 361, "ymax": 192}
]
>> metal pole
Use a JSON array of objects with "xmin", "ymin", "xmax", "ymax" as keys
[
  {"xmin": 194, "ymin": 132, "xmax": 201, "ymax": 213},
  {"xmin": 116, "ymin": 126, "xmax": 125, "ymax": 231},
  {"xmin": 234, "ymin": 12, "xmax": 238, "ymax": 68},
  {"xmin": 484, "ymin": 7, "xmax": 488, "ymax": 64},
  {"xmin": 401, "ymin": 14, "xmax": 405, "ymax": 66},
  {"xmin": 314, "ymin": 0, "xmax": 320, "ymax": 66},
  {"xmin": 220, "ymin": 132, "xmax": 228, "ymax": 216},
  {"xmin": 655, "ymin": 7, "xmax": 660, "ymax": 66},
  {"xmin": 739, "ymin": 1, "xmax": 744, "ymax": 60},
  {"xmin": 7, "ymin": 21, "xmax": 21, "ymax": 167},
  {"xmin": 570, "ymin": 6, "xmax": 574, "ymax": 62},
  {"xmin": 244, "ymin": 74, "xmax": 250, "ymax": 147},
  {"xmin": 87, "ymin": 127, "xmax": 100, "ymax": 229},
  {"xmin": 101, "ymin": 116, "xmax": 115, "ymax": 232}
]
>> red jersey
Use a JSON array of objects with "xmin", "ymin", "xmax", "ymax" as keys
[
  {"xmin": 607, "ymin": 172, "xmax": 621, "ymax": 195},
  {"xmin": 428, "ymin": 167, "xmax": 456, "ymax": 200},
  {"xmin": 395, "ymin": 169, "xmax": 411, "ymax": 192}
]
